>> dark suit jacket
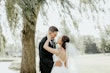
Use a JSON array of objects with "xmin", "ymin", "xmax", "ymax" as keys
[{"xmin": 39, "ymin": 36, "xmax": 56, "ymax": 73}]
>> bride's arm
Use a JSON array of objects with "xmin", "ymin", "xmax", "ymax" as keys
[{"xmin": 43, "ymin": 37, "xmax": 59, "ymax": 55}]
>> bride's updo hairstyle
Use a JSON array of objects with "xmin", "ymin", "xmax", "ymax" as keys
[{"xmin": 61, "ymin": 35, "xmax": 70, "ymax": 49}]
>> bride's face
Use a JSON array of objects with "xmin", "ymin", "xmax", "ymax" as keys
[{"xmin": 57, "ymin": 37, "xmax": 62, "ymax": 45}]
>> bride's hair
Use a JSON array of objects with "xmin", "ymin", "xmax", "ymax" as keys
[{"xmin": 61, "ymin": 35, "xmax": 70, "ymax": 49}]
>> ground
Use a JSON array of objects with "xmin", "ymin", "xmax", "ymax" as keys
[
  {"xmin": 77, "ymin": 54, "xmax": 110, "ymax": 73},
  {"xmin": 0, "ymin": 54, "xmax": 110, "ymax": 73}
]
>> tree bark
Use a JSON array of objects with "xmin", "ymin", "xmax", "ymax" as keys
[{"xmin": 20, "ymin": 23, "xmax": 36, "ymax": 73}]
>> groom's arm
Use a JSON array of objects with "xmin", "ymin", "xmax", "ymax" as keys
[
  {"xmin": 39, "ymin": 36, "xmax": 47, "ymax": 50},
  {"xmin": 39, "ymin": 36, "xmax": 47, "ymax": 59}
]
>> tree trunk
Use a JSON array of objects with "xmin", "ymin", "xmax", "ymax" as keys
[
  {"xmin": 20, "ymin": 1, "xmax": 41, "ymax": 73},
  {"xmin": 20, "ymin": 23, "xmax": 36, "ymax": 73}
]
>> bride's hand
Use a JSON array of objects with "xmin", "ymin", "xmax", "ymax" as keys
[{"xmin": 47, "ymin": 34, "xmax": 51, "ymax": 41}]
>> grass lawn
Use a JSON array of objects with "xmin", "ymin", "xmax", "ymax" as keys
[
  {"xmin": 76, "ymin": 54, "xmax": 110, "ymax": 73},
  {"xmin": 0, "ymin": 54, "xmax": 110, "ymax": 73}
]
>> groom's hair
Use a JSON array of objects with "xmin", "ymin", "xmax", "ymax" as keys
[{"xmin": 49, "ymin": 26, "xmax": 58, "ymax": 32}]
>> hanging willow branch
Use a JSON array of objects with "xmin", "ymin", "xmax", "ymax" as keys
[
  {"xmin": 0, "ymin": 25, "xmax": 6, "ymax": 56},
  {"xmin": 6, "ymin": 0, "xmax": 45, "ymax": 31},
  {"xmin": 37, "ymin": 0, "xmax": 79, "ymax": 30},
  {"xmin": 5, "ymin": 0, "xmax": 19, "ymax": 32},
  {"xmin": 39, "ymin": 1, "xmax": 49, "ymax": 25},
  {"xmin": 59, "ymin": 0, "xmax": 79, "ymax": 30},
  {"xmin": 16, "ymin": 0, "xmax": 45, "ymax": 30}
]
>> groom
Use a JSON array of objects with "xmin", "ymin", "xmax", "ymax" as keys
[{"xmin": 39, "ymin": 26, "xmax": 61, "ymax": 73}]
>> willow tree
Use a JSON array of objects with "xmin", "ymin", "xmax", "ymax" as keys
[
  {"xmin": 18, "ymin": 0, "xmax": 43, "ymax": 73},
  {"xmin": 97, "ymin": 24, "xmax": 110, "ymax": 53},
  {"xmin": 6, "ymin": 0, "xmax": 43, "ymax": 73}
]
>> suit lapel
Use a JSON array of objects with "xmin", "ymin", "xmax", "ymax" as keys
[{"xmin": 50, "ymin": 40, "xmax": 56, "ymax": 48}]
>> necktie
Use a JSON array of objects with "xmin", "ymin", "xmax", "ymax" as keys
[{"xmin": 51, "ymin": 40, "xmax": 55, "ymax": 48}]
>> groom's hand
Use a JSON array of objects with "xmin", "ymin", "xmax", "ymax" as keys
[{"xmin": 54, "ymin": 60, "xmax": 62, "ymax": 67}]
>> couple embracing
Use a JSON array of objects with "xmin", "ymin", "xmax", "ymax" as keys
[{"xmin": 39, "ymin": 26, "xmax": 78, "ymax": 73}]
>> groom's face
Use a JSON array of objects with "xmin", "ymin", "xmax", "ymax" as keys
[{"xmin": 49, "ymin": 31, "xmax": 58, "ymax": 39}]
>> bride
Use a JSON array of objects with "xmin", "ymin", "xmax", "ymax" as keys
[{"xmin": 43, "ymin": 35, "xmax": 78, "ymax": 73}]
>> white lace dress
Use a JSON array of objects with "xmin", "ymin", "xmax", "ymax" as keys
[{"xmin": 51, "ymin": 54, "xmax": 69, "ymax": 73}]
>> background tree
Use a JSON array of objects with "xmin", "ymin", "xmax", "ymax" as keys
[
  {"xmin": 75, "ymin": 35, "xmax": 100, "ymax": 54},
  {"xmin": 97, "ymin": 24, "xmax": 110, "ymax": 54},
  {"xmin": 0, "ymin": 25, "xmax": 6, "ymax": 56}
]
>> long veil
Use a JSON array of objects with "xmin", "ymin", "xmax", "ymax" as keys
[{"xmin": 66, "ymin": 43, "xmax": 79, "ymax": 73}]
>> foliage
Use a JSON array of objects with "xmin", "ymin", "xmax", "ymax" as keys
[
  {"xmin": 75, "ymin": 35, "xmax": 100, "ymax": 54},
  {"xmin": 0, "ymin": 25, "xmax": 6, "ymax": 56},
  {"xmin": 5, "ymin": 0, "xmax": 19, "ymax": 32},
  {"xmin": 98, "ymin": 24, "xmax": 110, "ymax": 53}
]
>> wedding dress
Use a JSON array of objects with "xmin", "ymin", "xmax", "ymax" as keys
[
  {"xmin": 51, "ymin": 54, "xmax": 69, "ymax": 73},
  {"xmin": 51, "ymin": 43, "xmax": 79, "ymax": 73}
]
